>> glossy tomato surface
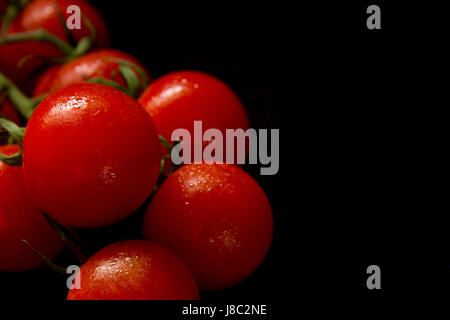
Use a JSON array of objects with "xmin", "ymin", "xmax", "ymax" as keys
[
  {"xmin": 143, "ymin": 163, "xmax": 273, "ymax": 290},
  {"xmin": 0, "ymin": 145, "xmax": 64, "ymax": 271},
  {"xmin": 23, "ymin": 83, "xmax": 161, "ymax": 228},
  {"xmin": 138, "ymin": 71, "xmax": 249, "ymax": 151},
  {"xmin": 67, "ymin": 240, "xmax": 200, "ymax": 300},
  {"xmin": 0, "ymin": 0, "xmax": 110, "ymax": 89},
  {"xmin": 33, "ymin": 49, "xmax": 150, "ymax": 96}
]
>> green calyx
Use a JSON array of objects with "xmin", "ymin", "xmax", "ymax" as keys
[
  {"xmin": 158, "ymin": 135, "xmax": 176, "ymax": 177},
  {"xmin": 87, "ymin": 58, "xmax": 149, "ymax": 99},
  {"xmin": 152, "ymin": 136, "xmax": 178, "ymax": 193},
  {"xmin": 0, "ymin": 117, "xmax": 24, "ymax": 166}
]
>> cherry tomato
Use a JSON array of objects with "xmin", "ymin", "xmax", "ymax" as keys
[
  {"xmin": 143, "ymin": 163, "xmax": 273, "ymax": 290},
  {"xmin": 32, "ymin": 49, "xmax": 151, "ymax": 96},
  {"xmin": 67, "ymin": 240, "xmax": 200, "ymax": 300},
  {"xmin": 138, "ymin": 71, "xmax": 250, "ymax": 159},
  {"xmin": 0, "ymin": 144, "xmax": 64, "ymax": 271},
  {"xmin": 0, "ymin": 0, "xmax": 110, "ymax": 90},
  {"xmin": 32, "ymin": 65, "xmax": 61, "ymax": 97},
  {"xmin": 23, "ymin": 83, "xmax": 161, "ymax": 228}
]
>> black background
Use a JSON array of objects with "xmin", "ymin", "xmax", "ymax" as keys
[
  {"xmin": 1, "ymin": 0, "xmax": 447, "ymax": 316},
  {"xmin": 2, "ymin": 0, "xmax": 284, "ymax": 309}
]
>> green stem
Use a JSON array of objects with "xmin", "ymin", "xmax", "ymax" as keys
[
  {"xmin": 54, "ymin": 1, "xmax": 74, "ymax": 46},
  {"xmin": 81, "ymin": 13, "xmax": 96, "ymax": 47},
  {"xmin": 21, "ymin": 239, "xmax": 67, "ymax": 275},
  {"xmin": 105, "ymin": 57, "xmax": 150, "ymax": 93},
  {"xmin": 159, "ymin": 135, "xmax": 173, "ymax": 152},
  {"xmin": 48, "ymin": 13, "xmax": 96, "ymax": 63},
  {"xmin": 119, "ymin": 64, "xmax": 142, "ymax": 98},
  {"xmin": 68, "ymin": 36, "xmax": 92, "ymax": 58},
  {"xmin": 1, "ymin": 6, "xmax": 19, "ymax": 37},
  {"xmin": 0, "ymin": 147, "xmax": 22, "ymax": 166},
  {"xmin": 0, "ymin": 71, "xmax": 39, "ymax": 119},
  {"xmin": 0, "ymin": 28, "xmax": 74, "ymax": 56},
  {"xmin": 86, "ymin": 77, "xmax": 129, "ymax": 94},
  {"xmin": 0, "ymin": 117, "xmax": 24, "ymax": 146},
  {"xmin": 157, "ymin": 136, "xmax": 177, "ymax": 178},
  {"xmin": 0, "ymin": 117, "xmax": 24, "ymax": 166},
  {"xmin": 117, "ymin": 59, "xmax": 149, "ymax": 88},
  {"xmin": 41, "ymin": 212, "xmax": 87, "ymax": 264},
  {"xmin": 1, "ymin": 0, "xmax": 29, "ymax": 37},
  {"xmin": 160, "ymin": 154, "xmax": 170, "ymax": 175}
]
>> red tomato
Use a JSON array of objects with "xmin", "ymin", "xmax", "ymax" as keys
[
  {"xmin": 138, "ymin": 71, "xmax": 250, "ymax": 159},
  {"xmin": 67, "ymin": 240, "xmax": 200, "ymax": 300},
  {"xmin": 0, "ymin": 0, "xmax": 110, "ymax": 90},
  {"xmin": 23, "ymin": 83, "xmax": 161, "ymax": 228},
  {"xmin": 143, "ymin": 163, "xmax": 273, "ymax": 290},
  {"xmin": 31, "ymin": 65, "xmax": 61, "ymax": 97},
  {"xmin": 0, "ymin": 145, "xmax": 64, "ymax": 271},
  {"xmin": 32, "ymin": 49, "xmax": 151, "ymax": 96}
]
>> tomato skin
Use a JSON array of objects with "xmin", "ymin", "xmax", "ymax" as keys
[
  {"xmin": 23, "ymin": 83, "xmax": 161, "ymax": 228},
  {"xmin": 0, "ymin": 0, "xmax": 110, "ymax": 90},
  {"xmin": 138, "ymin": 71, "xmax": 250, "ymax": 156},
  {"xmin": 143, "ymin": 163, "xmax": 273, "ymax": 290},
  {"xmin": 32, "ymin": 65, "xmax": 61, "ymax": 97},
  {"xmin": 0, "ymin": 145, "xmax": 64, "ymax": 272},
  {"xmin": 32, "ymin": 49, "xmax": 151, "ymax": 96},
  {"xmin": 67, "ymin": 240, "xmax": 200, "ymax": 300}
]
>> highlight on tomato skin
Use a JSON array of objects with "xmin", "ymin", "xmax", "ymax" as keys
[
  {"xmin": 0, "ymin": 145, "xmax": 65, "ymax": 272},
  {"xmin": 22, "ymin": 83, "xmax": 162, "ymax": 228},
  {"xmin": 138, "ymin": 70, "xmax": 250, "ymax": 158},
  {"xmin": 67, "ymin": 240, "xmax": 200, "ymax": 300},
  {"xmin": 143, "ymin": 162, "xmax": 274, "ymax": 291}
]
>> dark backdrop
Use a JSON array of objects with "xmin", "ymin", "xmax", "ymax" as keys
[
  {"xmin": 0, "ymin": 0, "xmax": 285, "ymax": 308},
  {"xmin": 1, "ymin": 0, "xmax": 446, "ymax": 315}
]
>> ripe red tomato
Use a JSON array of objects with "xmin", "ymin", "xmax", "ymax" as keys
[
  {"xmin": 143, "ymin": 163, "xmax": 273, "ymax": 290},
  {"xmin": 0, "ymin": 0, "xmax": 110, "ymax": 90},
  {"xmin": 23, "ymin": 83, "xmax": 161, "ymax": 228},
  {"xmin": 138, "ymin": 71, "xmax": 250, "ymax": 158},
  {"xmin": 32, "ymin": 49, "xmax": 151, "ymax": 96},
  {"xmin": 67, "ymin": 240, "xmax": 200, "ymax": 300},
  {"xmin": 31, "ymin": 65, "xmax": 61, "ymax": 97},
  {"xmin": 0, "ymin": 144, "xmax": 64, "ymax": 272}
]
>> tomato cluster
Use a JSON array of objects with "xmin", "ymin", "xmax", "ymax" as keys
[{"xmin": 0, "ymin": 0, "xmax": 274, "ymax": 300}]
